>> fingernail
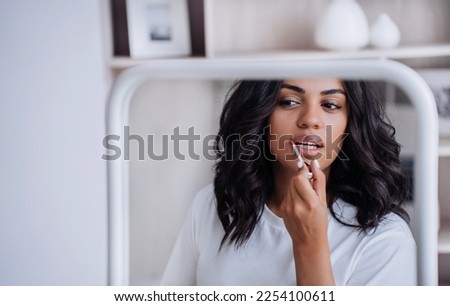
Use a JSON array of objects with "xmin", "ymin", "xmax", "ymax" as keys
[
  {"xmin": 313, "ymin": 159, "xmax": 320, "ymax": 169},
  {"xmin": 307, "ymin": 172, "xmax": 313, "ymax": 179},
  {"xmin": 297, "ymin": 159, "xmax": 303, "ymax": 169}
]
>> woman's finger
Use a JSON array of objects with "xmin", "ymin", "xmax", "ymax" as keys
[
  {"xmin": 310, "ymin": 159, "xmax": 326, "ymax": 203},
  {"xmin": 291, "ymin": 166, "xmax": 316, "ymax": 203}
]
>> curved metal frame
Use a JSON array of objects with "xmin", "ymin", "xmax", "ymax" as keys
[{"xmin": 106, "ymin": 59, "xmax": 439, "ymax": 285}]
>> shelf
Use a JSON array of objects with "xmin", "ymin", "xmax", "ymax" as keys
[
  {"xmin": 212, "ymin": 44, "xmax": 450, "ymax": 61},
  {"xmin": 111, "ymin": 56, "xmax": 186, "ymax": 70},
  {"xmin": 110, "ymin": 44, "xmax": 450, "ymax": 69},
  {"xmin": 439, "ymin": 219, "xmax": 450, "ymax": 254}
]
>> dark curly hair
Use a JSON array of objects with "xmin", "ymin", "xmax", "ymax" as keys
[{"xmin": 213, "ymin": 80, "xmax": 410, "ymax": 247}]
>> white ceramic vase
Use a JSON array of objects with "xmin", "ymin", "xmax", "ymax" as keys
[
  {"xmin": 314, "ymin": 0, "xmax": 369, "ymax": 51},
  {"xmin": 370, "ymin": 13, "xmax": 401, "ymax": 49}
]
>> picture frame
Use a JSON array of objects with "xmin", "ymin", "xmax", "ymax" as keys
[
  {"xmin": 126, "ymin": 0, "xmax": 191, "ymax": 59},
  {"xmin": 417, "ymin": 69, "xmax": 450, "ymax": 136}
]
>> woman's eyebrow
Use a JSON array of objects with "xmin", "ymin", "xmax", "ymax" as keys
[
  {"xmin": 281, "ymin": 84, "xmax": 305, "ymax": 94},
  {"xmin": 320, "ymin": 89, "xmax": 346, "ymax": 96},
  {"xmin": 281, "ymin": 84, "xmax": 345, "ymax": 96}
]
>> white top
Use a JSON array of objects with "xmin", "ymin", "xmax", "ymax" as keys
[{"xmin": 161, "ymin": 184, "xmax": 417, "ymax": 285}]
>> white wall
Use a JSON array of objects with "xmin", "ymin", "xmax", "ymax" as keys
[{"xmin": 0, "ymin": 0, "xmax": 110, "ymax": 284}]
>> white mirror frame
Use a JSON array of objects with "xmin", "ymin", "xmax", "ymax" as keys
[{"xmin": 106, "ymin": 59, "xmax": 439, "ymax": 285}]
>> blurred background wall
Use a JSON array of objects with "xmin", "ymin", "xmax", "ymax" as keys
[{"xmin": 0, "ymin": 0, "xmax": 110, "ymax": 284}]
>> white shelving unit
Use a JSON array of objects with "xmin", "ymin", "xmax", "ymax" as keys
[{"xmin": 110, "ymin": 44, "xmax": 450, "ymax": 70}]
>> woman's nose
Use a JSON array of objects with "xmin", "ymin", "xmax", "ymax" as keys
[{"xmin": 296, "ymin": 104, "xmax": 322, "ymax": 129}]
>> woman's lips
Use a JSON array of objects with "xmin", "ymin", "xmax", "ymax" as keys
[
  {"xmin": 294, "ymin": 142, "xmax": 323, "ymax": 159},
  {"xmin": 292, "ymin": 135, "xmax": 324, "ymax": 160}
]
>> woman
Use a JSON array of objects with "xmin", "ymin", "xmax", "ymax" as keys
[{"xmin": 161, "ymin": 79, "xmax": 416, "ymax": 285}]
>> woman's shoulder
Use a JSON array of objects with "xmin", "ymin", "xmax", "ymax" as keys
[
  {"xmin": 188, "ymin": 183, "xmax": 225, "ymax": 249},
  {"xmin": 188, "ymin": 183, "xmax": 218, "ymax": 226},
  {"xmin": 190, "ymin": 183, "xmax": 215, "ymax": 211},
  {"xmin": 330, "ymin": 200, "xmax": 417, "ymax": 285},
  {"xmin": 331, "ymin": 199, "xmax": 413, "ymax": 238}
]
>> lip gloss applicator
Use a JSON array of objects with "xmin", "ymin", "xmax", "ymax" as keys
[{"xmin": 291, "ymin": 142, "xmax": 313, "ymax": 179}]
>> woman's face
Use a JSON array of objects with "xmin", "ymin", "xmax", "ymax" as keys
[{"xmin": 268, "ymin": 79, "xmax": 348, "ymax": 177}]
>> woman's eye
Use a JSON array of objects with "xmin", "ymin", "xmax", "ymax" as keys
[
  {"xmin": 279, "ymin": 99, "xmax": 299, "ymax": 106},
  {"xmin": 322, "ymin": 101, "xmax": 341, "ymax": 110}
]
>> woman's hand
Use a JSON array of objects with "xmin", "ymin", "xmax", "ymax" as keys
[{"xmin": 279, "ymin": 159, "xmax": 335, "ymax": 286}]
